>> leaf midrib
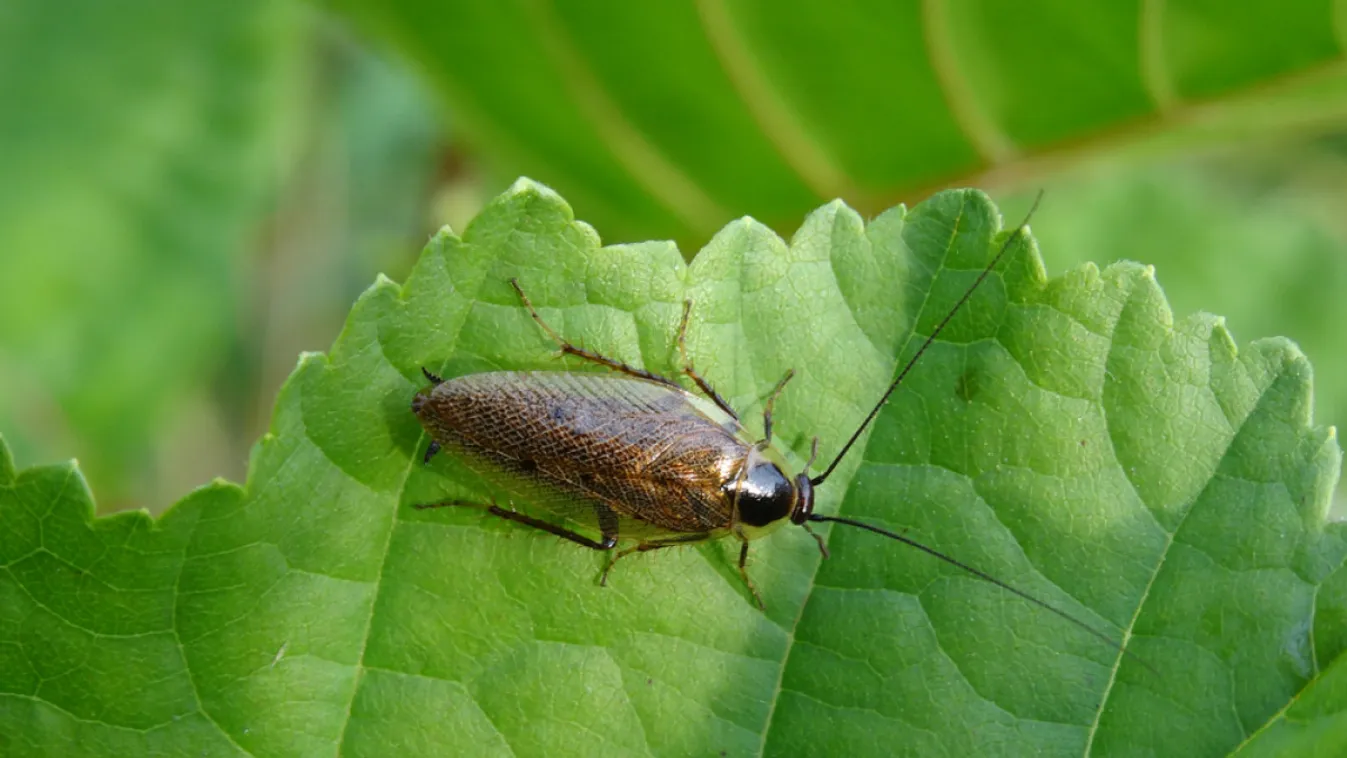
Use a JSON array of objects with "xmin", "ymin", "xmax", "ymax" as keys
[
  {"xmin": 329, "ymin": 271, "xmax": 489, "ymax": 755},
  {"xmin": 1083, "ymin": 303, "xmax": 1295, "ymax": 754},
  {"xmin": 756, "ymin": 196, "xmax": 969, "ymax": 755}
]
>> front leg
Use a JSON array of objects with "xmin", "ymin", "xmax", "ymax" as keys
[{"xmin": 735, "ymin": 540, "xmax": 765, "ymax": 610}]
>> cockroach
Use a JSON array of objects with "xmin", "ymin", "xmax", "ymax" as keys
[{"xmin": 412, "ymin": 195, "xmax": 1136, "ymax": 660}]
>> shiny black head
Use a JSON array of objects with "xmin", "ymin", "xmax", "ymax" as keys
[{"xmin": 733, "ymin": 457, "xmax": 796, "ymax": 527}]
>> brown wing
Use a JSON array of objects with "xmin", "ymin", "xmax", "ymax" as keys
[{"xmin": 414, "ymin": 371, "xmax": 749, "ymax": 537}]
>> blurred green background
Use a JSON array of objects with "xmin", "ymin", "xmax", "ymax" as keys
[{"xmin": 3, "ymin": 0, "xmax": 1346, "ymax": 514}]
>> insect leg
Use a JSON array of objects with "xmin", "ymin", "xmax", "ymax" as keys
[
  {"xmin": 422, "ymin": 440, "xmax": 442, "ymax": 464},
  {"xmin": 801, "ymin": 522, "xmax": 829, "ymax": 559},
  {"xmin": 509, "ymin": 278, "xmax": 683, "ymax": 390},
  {"xmin": 761, "ymin": 369, "xmax": 795, "ymax": 445},
  {"xmin": 593, "ymin": 501, "xmax": 620, "ymax": 548},
  {"xmin": 600, "ymin": 532, "xmax": 712, "ymax": 586},
  {"xmin": 414, "ymin": 499, "xmax": 616, "ymax": 551},
  {"xmin": 736, "ymin": 540, "xmax": 766, "ymax": 610},
  {"xmin": 676, "ymin": 299, "xmax": 739, "ymax": 420}
]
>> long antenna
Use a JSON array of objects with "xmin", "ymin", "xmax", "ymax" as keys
[
  {"xmin": 810, "ymin": 192, "xmax": 1043, "ymax": 486},
  {"xmin": 809, "ymin": 514, "xmax": 1155, "ymax": 674}
]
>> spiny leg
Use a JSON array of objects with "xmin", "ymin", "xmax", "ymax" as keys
[
  {"xmin": 736, "ymin": 540, "xmax": 765, "ymax": 610},
  {"xmin": 761, "ymin": 369, "xmax": 795, "ymax": 445},
  {"xmin": 414, "ymin": 499, "xmax": 616, "ymax": 551},
  {"xmin": 804, "ymin": 436, "xmax": 819, "ymax": 471},
  {"xmin": 509, "ymin": 278, "xmax": 682, "ymax": 389},
  {"xmin": 676, "ymin": 299, "xmax": 738, "ymax": 420},
  {"xmin": 600, "ymin": 531, "xmax": 712, "ymax": 586},
  {"xmin": 802, "ymin": 522, "xmax": 829, "ymax": 559}
]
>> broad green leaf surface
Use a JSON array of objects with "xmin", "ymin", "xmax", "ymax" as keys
[
  {"xmin": 1234, "ymin": 646, "xmax": 1347, "ymax": 757},
  {"xmin": 332, "ymin": 0, "xmax": 1347, "ymax": 247},
  {"xmin": 1000, "ymin": 166, "xmax": 1347, "ymax": 511},
  {"xmin": 2, "ymin": 182, "xmax": 1345, "ymax": 756},
  {"xmin": 0, "ymin": 0, "xmax": 304, "ymax": 506}
]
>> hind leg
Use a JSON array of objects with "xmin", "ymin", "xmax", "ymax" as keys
[
  {"xmin": 675, "ymin": 299, "xmax": 739, "ymax": 420},
  {"xmin": 415, "ymin": 499, "xmax": 618, "ymax": 550},
  {"xmin": 510, "ymin": 278, "xmax": 682, "ymax": 390}
]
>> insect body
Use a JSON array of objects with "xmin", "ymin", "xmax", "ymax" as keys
[
  {"xmin": 412, "ymin": 286, "xmax": 814, "ymax": 606},
  {"xmin": 412, "ymin": 195, "xmax": 1139, "ymax": 662}
]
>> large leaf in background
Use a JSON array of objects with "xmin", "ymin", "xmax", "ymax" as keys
[
  {"xmin": 0, "ymin": 0, "xmax": 303, "ymax": 507},
  {"xmin": 1, "ymin": 183, "xmax": 1344, "ymax": 756},
  {"xmin": 232, "ymin": 25, "xmax": 445, "ymax": 464},
  {"xmin": 332, "ymin": 0, "xmax": 1347, "ymax": 246}
]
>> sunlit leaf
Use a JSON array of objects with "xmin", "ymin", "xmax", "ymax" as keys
[{"xmin": 2, "ymin": 182, "xmax": 1343, "ymax": 756}]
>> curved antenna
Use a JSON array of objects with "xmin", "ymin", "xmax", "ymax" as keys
[
  {"xmin": 809, "ymin": 514, "xmax": 1156, "ymax": 674},
  {"xmin": 810, "ymin": 192, "xmax": 1043, "ymax": 486}
]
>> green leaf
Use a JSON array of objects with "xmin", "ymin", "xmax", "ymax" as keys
[
  {"xmin": 0, "ymin": 0, "xmax": 304, "ymax": 505},
  {"xmin": 1, "ymin": 182, "xmax": 1344, "ymax": 756},
  {"xmin": 1233, "ymin": 649, "xmax": 1347, "ymax": 757},
  {"xmin": 1001, "ymin": 166, "xmax": 1347, "ymax": 511},
  {"xmin": 330, "ymin": 0, "xmax": 1347, "ymax": 246}
]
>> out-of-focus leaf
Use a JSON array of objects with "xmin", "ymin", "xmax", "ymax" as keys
[
  {"xmin": 1, "ymin": 183, "xmax": 1343, "ymax": 756},
  {"xmin": 331, "ymin": 0, "xmax": 1347, "ymax": 246},
  {"xmin": 232, "ymin": 26, "xmax": 444, "ymax": 453},
  {"xmin": 0, "ymin": 0, "xmax": 305, "ymax": 507}
]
